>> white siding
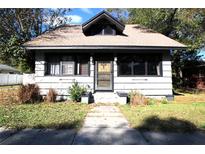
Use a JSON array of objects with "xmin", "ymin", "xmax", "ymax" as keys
[
  {"xmin": 34, "ymin": 50, "xmax": 173, "ymax": 97},
  {"xmin": 113, "ymin": 51, "xmax": 173, "ymax": 96},
  {"xmin": 34, "ymin": 54, "xmax": 93, "ymax": 96}
]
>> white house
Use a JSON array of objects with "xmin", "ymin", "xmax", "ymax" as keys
[{"xmin": 24, "ymin": 11, "xmax": 186, "ymax": 103}]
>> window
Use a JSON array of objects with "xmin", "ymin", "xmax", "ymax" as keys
[
  {"xmin": 103, "ymin": 25, "xmax": 116, "ymax": 35},
  {"xmin": 46, "ymin": 54, "xmax": 89, "ymax": 76},
  {"xmin": 147, "ymin": 61, "xmax": 160, "ymax": 75},
  {"xmin": 75, "ymin": 59, "xmax": 89, "ymax": 75},
  {"xmin": 46, "ymin": 56, "xmax": 60, "ymax": 76},
  {"xmin": 118, "ymin": 54, "xmax": 162, "ymax": 76},
  {"xmin": 118, "ymin": 62, "xmax": 132, "ymax": 75},
  {"xmin": 86, "ymin": 24, "xmax": 116, "ymax": 36},
  {"xmin": 133, "ymin": 60, "xmax": 145, "ymax": 75},
  {"xmin": 62, "ymin": 62, "xmax": 75, "ymax": 75}
]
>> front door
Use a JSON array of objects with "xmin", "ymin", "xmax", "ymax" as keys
[{"xmin": 95, "ymin": 61, "xmax": 113, "ymax": 91}]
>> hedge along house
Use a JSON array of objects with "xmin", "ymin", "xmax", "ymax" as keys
[{"xmin": 24, "ymin": 11, "xmax": 186, "ymax": 103}]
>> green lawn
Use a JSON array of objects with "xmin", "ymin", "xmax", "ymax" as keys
[
  {"xmin": 0, "ymin": 103, "xmax": 90, "ymax": 130},
  {"xmin": 119, "ymin": 103, "xmax": 205, "ymax": 132}
]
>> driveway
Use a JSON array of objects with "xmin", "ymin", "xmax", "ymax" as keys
[{"xmin": 0, "ymin": 105, "xmax": 205, "ymax": 145}]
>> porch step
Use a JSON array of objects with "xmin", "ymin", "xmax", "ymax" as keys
[{"xmin": 93, "ymin": 92, "xmax": 127, "ymax": 104}]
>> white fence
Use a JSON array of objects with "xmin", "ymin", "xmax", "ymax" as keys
[{"xmin": 0, "ymin": 73, "xmax": 23, "ymax": 86}]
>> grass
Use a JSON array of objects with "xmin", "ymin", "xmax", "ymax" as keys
[
  {"xmin": 173, "ymin": 92, "xmax": 205, "ymax": 104},
  {"xmin": 0, "ymin": 102, "xmax": 90, "ymax": 130},
  {"xmin": 119, "ymin": 102, "xmax": 205, "ymax": 132},
  {"xmin": 0, "ymin": 85, "xmax": 20, "ymax": 105}
]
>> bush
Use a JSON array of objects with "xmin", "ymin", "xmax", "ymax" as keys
[
  {"xmin": 68, "ymin": 82, "xmax": 87, "ymax": 102},
  {"xmin": 44, "ymin": 88, "xmax": 57, "ymax": 102},
  {"xmin": 18, "ymin": 84, "xmax": 41, "ymax": 103},
  {"xmin": 128, "ymin": 90, "xmax": 148, "ymax": 106},
  {"xmin": 160, "ymin": 98, "xmax": 169, "ymax": 104},
  {"xmin": 147, "ymin": 98, "xmax": 158, "ymax": 105}
]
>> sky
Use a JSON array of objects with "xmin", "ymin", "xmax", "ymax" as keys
[
  {"xmin": 54, "ymin": 8, "xmax": 205, "ymax": 59},
  {"xmin": 67, "ymin": 8, "xmax": 104, "ymax": 24}
]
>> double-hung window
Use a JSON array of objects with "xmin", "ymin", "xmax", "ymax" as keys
[{"xmin": 45, "ymin": 54, "xmax": 89, "ymax": 76}]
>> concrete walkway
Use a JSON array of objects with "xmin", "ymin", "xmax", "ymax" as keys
[
  {"xmin": 73, "ymin": 105, "xmax": 147, "ymax": 144},
  {"xmin": 1, "ymin": 105, "xmax": 205, "ymax": 145}
]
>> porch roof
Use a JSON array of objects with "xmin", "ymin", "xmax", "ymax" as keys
[{"xmin": 24, "ymin": 24, "xmax": 186, "ymax": 50}]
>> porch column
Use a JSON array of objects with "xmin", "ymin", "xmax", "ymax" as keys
[
  {"xmin": 35, "ymin": 52, "xmax": 45, "ymax": 77},
  {"xmin": 114, "ymin": 56, "xmax": 118, "ymax": 93},
  {"xmin": 90, "ymin": 55, "xmax": 94, "ymax": 93}
]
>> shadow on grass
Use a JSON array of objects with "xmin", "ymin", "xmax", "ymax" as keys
[
  {"xmin": 135, "ymin": 115, "xmax": 197, "ymax": 133},
  {"xmin": 0, "ymin": 121, "xmax": 81, "ymax": 145}
]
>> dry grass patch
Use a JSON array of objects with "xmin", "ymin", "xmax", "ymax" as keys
[
  {"xmin": 173, "ymin": 92, "xmax": 205, "ymax": 104},
  {"xmin": 0, "ymin": 85, "xmax": 20, "ymax": 105}
]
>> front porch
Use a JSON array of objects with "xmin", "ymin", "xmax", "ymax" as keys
[{"xmin": 34, "ymin": 49, "xmax": 173, "ymax": 103}]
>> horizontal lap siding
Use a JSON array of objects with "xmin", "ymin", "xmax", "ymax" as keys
[
  {"xmin": 34, "ymin": 50, "xmax": 173, "ymax": 97},
  {"xmin": 35, "ymin": 76, "xmax": 93, "ymax": 95},
  {"xmin": 114, "ymin": 51, "xmax": 173, "ymax": 96},
  {"xmin": 35, "ymin": 52, "xmax": 94, "ymax": 96}
]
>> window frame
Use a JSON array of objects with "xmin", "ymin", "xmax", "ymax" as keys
[
  {"xmin": 45, "ymin": 54, "xmax": 90, "ymax": 77},
  {"xmin": 117, "ymin": 54, "xmax": 163, "ymax": 77}
]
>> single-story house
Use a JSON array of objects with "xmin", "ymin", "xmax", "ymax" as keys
[
  {"xmin": 24, "ymin": 10, "xmax": 186, "ymax": 103},
  {"xmin": 0, "ymin": 64, "xmax": 21, "ymax": 74}
]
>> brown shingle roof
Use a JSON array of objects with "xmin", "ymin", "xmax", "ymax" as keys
[{"xmin": 24, "ymin": 24, "xmax": 186, "ymax": 48}]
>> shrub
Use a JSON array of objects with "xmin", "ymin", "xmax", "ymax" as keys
[
  {"xmin": 160, "ymin": 98, "xmax": 169, "ymax": 104},
  {"xmin": 18, "ymin": 84, "xmax": 41, "ymax": 103},
  {"xmin": 147, "ymin": 98, "xmax": 158, "ymax": 105},
  {"xmin": 129, "ymin": 90, "xmax": 148, "ymax": 106},
  {"xmin": 68, "ymin": 82, "xmax": 87, "ymax": 102},
  {"xmin": 44, "ymin": 88, "xmax": 57, "ymax": 102}
]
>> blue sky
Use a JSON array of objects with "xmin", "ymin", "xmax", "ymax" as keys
[
  {"xmin": 68, "ymin": 8, "xmax": 104, "ymax": 24},
  {"xmin": 57, "ymin": 8, "xmax": 205, "ymax": 59}
]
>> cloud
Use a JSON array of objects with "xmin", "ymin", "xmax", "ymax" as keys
[
  {"xmin": 67, "ymin": 15, "xmax": 82, "ymax": 24},
  {"xmin": 80, "ymin": 8, "xmax": 93, "ymax": 14}
]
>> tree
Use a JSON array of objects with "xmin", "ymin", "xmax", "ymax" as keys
[
  {"xmin": 0, "ymin": 8, "xmax": 71, "ymax": 72},
  {"xmin": 111, "ymin": 8, "xmax": 205, "ymax": 88},
  {"xmin": 106, "ymin": 8, "xmax": 129, "ymax": 23}
]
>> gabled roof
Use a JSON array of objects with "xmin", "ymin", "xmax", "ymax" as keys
[
  {"xmin": 24, "ymin": 24, "xmax": 186, "ymax": 49},
  {"xmin": 82, "ymin": 10, "xmax": 125, "ymax": 33},
  {"xmin": 24, "ymin": 10, "xmax": 186, "ymax": 50}
]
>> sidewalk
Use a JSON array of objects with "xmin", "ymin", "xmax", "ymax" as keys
[
  {"xmin": 0, "ymin": 105, "xmax": 205, "ymax": 145},
  {"xmin": 73, "ymin": 105, "xmax": 147, "ymax": 144}
]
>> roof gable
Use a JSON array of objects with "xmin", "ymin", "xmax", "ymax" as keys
[{"xmin": 82, "ymin": 10, "xmax": 125, "ymax": 33}]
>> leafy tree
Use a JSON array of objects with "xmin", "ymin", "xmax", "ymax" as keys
[
  {"xmin": 106, "ymin": 8, "xmax": 129, "ymax": 23},
  {"xmin": 111, "ymin": 8, "xmax": 205, "ymax": 88},
  {"xmin": 0, "ymin": 8, "xmax": 71, "ymax": 72}
]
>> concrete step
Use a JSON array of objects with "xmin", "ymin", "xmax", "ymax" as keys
[{"xmin": 93, "ymin": 92, "xmax": 123, "ymax": 104}]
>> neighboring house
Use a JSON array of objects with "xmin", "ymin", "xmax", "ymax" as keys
[
  {"xmin": 0, "ymin": 64, "xmax": 22, "ymax": 86},
  {"xmin": 24, "ymin": 11, "xmax": 186, "ymax": 103},
  {"xmin": 0, "ymin": 64, "xmax": 20, "ymax": 74},
  {"xmin": 183, "ymin": 64, "xmax": 205, "ymax": 90}
]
